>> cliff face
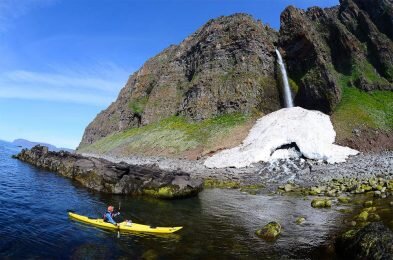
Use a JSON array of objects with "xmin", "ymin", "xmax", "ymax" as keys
[
  {"xmin": 79, "ymin": 0, "xmax": 392, "ymax": 155},
  {"xmin": 80, "ymin": 14, "xmax": 280, "ymax": 147},
  {"xmin": 280, "ymin": 0, "xmax": 393, "ymax": 113}
]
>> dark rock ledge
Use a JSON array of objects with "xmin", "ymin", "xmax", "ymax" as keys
[
  {"xmin": 335, "ymin": 222, "xmax": 393, "ymax": 260},
  {"xmin": 15, "ymin": 145, "xmax": 203, "ymax": 199}
]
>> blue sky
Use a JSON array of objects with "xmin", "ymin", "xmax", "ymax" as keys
[{"xmin": 0, "ymin": 0, "xmax": 338, "ymax": 149}]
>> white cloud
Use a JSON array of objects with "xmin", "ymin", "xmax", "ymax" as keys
[
  {"xmin": 0, "ymin": 0, "xmax": 57, "ymax": 32},
  {"xmin": 0, "ymin": 64, "xmax": 131, "ymax": 106}
]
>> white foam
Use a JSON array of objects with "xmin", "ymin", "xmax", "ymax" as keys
[{"xmin": 204, "ymin": 107, "xmax": 358, "ymax": 168}]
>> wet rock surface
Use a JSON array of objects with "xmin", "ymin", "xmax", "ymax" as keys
[
  {"xmin": 255, "ymin": 221, "xmax": 282, "ymax": 242},
  {"xmin": 336, "ymin": 222, "xmax": 393, "ymax": 260},
  {"xmin": 82, "ymin": 151, "xmax": 393, "ymax": 190},
  {"xmin": 16, "ymin": 146, "xmax": 203, "ymax": 199}
]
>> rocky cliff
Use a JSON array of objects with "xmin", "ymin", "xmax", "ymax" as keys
[
  {"xmin": 280, "ymin": 0, "xmax": 393, "ymax": 113},
  {"xmin": 78, "ymin": 0, "xmax": 392, "ymax": 157},
  {"xmin": 80, "ymin": 14, "xmax": 280, "ymax": 147}
]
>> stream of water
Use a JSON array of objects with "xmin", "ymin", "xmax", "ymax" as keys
[{"xmin": 276, "ymin": 49, "xmax": 294, "ymax": 108}]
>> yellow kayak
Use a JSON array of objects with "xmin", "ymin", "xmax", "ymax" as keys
[{"xmin": 68, "ymin": 212, "xmax": 182, "ymax": 234}]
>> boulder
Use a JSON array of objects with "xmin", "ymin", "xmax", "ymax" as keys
[
  {"xmin": 335, "ymin": 222, "xmax": 393, "ymax": 259},
  {"xmin": 256, "ymin": 222, "xmax": 282, "ymax": 242},
  {"xmin": 311, "ymin": 198, "xmax": 332, "ymax": 208}
]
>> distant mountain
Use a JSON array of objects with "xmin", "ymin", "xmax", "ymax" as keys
[{"xmin": 11, "ymin": 139, "xmax": 74, "ymax": 152}]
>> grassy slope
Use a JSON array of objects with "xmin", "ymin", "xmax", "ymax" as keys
[
  {"xmin": 331, "ymin": 60, "xmax": 393, "ymax": 140},
  {"xmin": 332, "ymin": 87, "xmax": 393, "ymax": 139},
  {"xmin": 78, "ymin": 113, "xmax": 255, "ymax": 159}
]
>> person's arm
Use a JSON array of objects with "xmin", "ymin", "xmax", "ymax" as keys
[{"xmin": 105, "ymin": 213, "xmax": 117, "ymax": 225}]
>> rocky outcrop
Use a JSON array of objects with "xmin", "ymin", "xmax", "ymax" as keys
[
  {"xmin": 16, "ymin": 146, "xmax": 203, "ymax": 199},
  {"xmin": 335, "ymin": 222, "xmax": 393, "ymax": 259},
  {"xmin": 279, "ymin": 0, "xmax": 393, "ymax": 114},
  {"xmin": 79, "ymin": 14, "xmax": 280, "ymax": 147}
]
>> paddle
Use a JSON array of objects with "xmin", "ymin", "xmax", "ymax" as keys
[{"xmin": 117, "ymin": 201, "xmax": 121, "ymax": 238}]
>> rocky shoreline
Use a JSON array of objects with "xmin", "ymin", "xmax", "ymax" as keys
[
  {"xmin": 17, "ymin": 144, "xmax": 392, "ymax": 196},
  {"xmin": 15, "ymin": 145, "xmax": 393, "ymax": 258},
  {"xmin": 15, "ymin": 146, "xmax": 203, "ymax": 199},
  {"xmin": 81, "ymin": 150, "xmax": 393, "ymax": 189}
]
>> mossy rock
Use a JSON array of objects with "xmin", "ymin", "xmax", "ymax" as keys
[
  {"xmin": 363, "ymin": 200, "xmax": 373, "ymax": 207},
  {"xmin": 143, "ymin": 185, "xmax": 200, "ymax": 199},
  {"xmin": 363, "ymin": 207, "xmax": 377, "ymax": 212},
  {"xmin": 239, "ymin": 184, "xmax": 264, "ymax": 195},
  {"xmin": 338, "ymin": 196, "xmax": 351, "ymax": 203},
  {"xmin": 256, "ymin": 221, "xmax": 282, "ymax": 242},
  {"xmin": 309, "ymin": 186, "xmax": 321, "ymax": 195},
  {"xmin": 340, "ymin": 229, "xmax": 358, "ymax": 241},
  {"xmin": 203, "ymin": 178, "xmax": 241, "ymax": 189},
  {"xmin": 295, "ymin": 217, "xmax": 306, "ymax": 225},
  {"xmin": 356, "ymin": 211, "xmax": 369, "ymax": 222},
  {"xmin": 311, "ymin": 198, "xmax": 332, "ymax": 208},
  {"xmin": 367, "ymin": 213, "xmax": 381, "ymax": 222}
]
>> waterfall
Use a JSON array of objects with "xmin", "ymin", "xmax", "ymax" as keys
[{"xmin": 275, "ymin": 49, "xmax": 294, "ymax": 108}]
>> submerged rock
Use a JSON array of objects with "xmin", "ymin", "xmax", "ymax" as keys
[
  {"xmin": 336, "ymin": 222, "xmax": 393, "ymax": 260},
  {"xmin": 204, "ymin": 107, "xmax": 358, "ymax": 168},
  {"xmin": 338, "ymin": 196, "xmax": 351, "ymax": 203},
  {"xmin": 368, "ymin": 213, "xmax": 381, "ymax": 222},
  {"xmin": 364, "ymin": 200, "xmax": 373, "ymax": 207},
  {"xmin": 16, "ymin": 145, "xmax": 203, "ymax": 199},
  {"xmin": 255, "ymin": 222, "xmax": 282, "ymax": 242},
  {"xmin": 356, "ymin": 211, "xmax": 369, "ymax": 222},
  {"xmin": 295, "ymin": 217, "xmax": 306, "ymax": 225}
]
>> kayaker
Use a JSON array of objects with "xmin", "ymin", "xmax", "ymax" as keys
[{"xmin": 103, "ymin": 205, "xmax": 120, "ymax": 226}]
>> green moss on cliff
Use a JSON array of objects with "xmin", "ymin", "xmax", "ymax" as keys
[
  {"xmin": 339, "ymin": 59, "xmax": 389, "ymax": 87},
  {"xmin": 288, "ymin": 78, "xmax": 299, "ymax": 94},
  {"xmin": 332, "ymin": 87, "xmax": 393, "ymax": 139},
  {"xmin": 78, "ymin": 113, "xmax": 253, "ymax": 158},
  {"xmin": 331, "ymin": 57, "xmax": 392, "ymax": 139},
  {"xmin": 128, "ymin": 97, "xmax": 148, "ymax": 114}
]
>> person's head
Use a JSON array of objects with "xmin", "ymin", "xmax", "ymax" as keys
[{"xmin": 107, "ymin": 205, "xmax": 114, "ymax": 212}]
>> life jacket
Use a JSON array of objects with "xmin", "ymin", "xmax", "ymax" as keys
[{"xmin": 103, "ymin": 211, "xmax": 114, "ymax": 221}]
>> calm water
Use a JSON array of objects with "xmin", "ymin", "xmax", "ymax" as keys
[{"xmin": 0, "ymin": 141, "xmax": 370, "ymax": 259}]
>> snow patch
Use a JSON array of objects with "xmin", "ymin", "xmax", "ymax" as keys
[{"xmin": 204, "ymin": 107, "xmax": 358, "ymax": 168}]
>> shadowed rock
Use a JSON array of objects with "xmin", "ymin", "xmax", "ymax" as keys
[
  {"xmin": 336, "ymin": 222, "xmax": 393, "ymax": 259},
  {"xmin": 15, "ymin": 145, "xmax": 203, "ymax": 199}
]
